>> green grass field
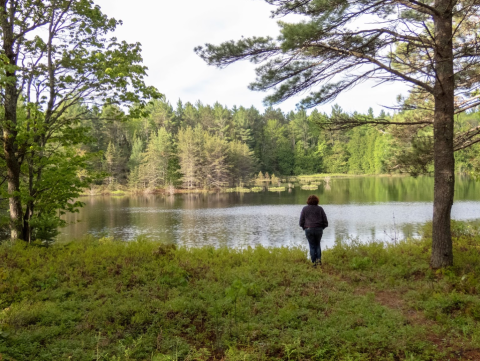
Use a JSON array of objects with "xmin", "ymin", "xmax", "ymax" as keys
[{"xmin": 1, "ymin": 222, "xmax": 480, "ymax": 360}]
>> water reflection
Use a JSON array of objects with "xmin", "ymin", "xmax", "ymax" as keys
[{"xmin": 59, "ymin": 176, "xmax": 480, "ymax": 248}]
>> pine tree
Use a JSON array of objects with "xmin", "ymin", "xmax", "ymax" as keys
[
  {"xmin": 143, "ymin": 128, "xmax": 172, "ymax": 188},
  {"xmin": 203, "ymin": 132, "xmax": 229, "ymax": 188},
  {"xmin": 232, "ymin": 107, "xmax": 254, "ymax": 145},
  {"xmin": 128, "ymin": 136, "xmax": 145, "ymax": 171},
  {"xmin": 228, "ymin": 140, "xmax": 255, "ymax": 185},
  {"xmin": 291, "ymin": 110, "xmax": 312, "ymax": 149},
  {"xmin": 104, "ymin": 142, "xmax": 119, "ymax": 186},
  {"xmin": 213, "ymin": 102, "xmax": 231, "ymax": 140},
  {"xmin": 347, "ymin": 129, "xmax": 367, "ymax": 174},
  {"xmin": 178, "ymin": 127, "xmax": 201, "ymax": 189},
  {"xmin": 262, "ymin": 119, "xmax": 294, "ymax": 174}
]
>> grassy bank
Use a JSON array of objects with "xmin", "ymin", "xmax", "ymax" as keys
[
  {"xmin": 80, "ymin": 174, "xmax": 387, "ymax": 196},
  {"xmin": 1, "ymin": 223, "xmax": 480, "ymax": 360}
]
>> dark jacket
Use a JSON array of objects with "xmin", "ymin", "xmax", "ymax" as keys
[{"xmin": 299, "ymin": 205, "xmax": 328, "ymax": 230}]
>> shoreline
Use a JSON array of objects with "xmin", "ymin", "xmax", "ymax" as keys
[{"xmin": 79, "ymin": 173, "xmax": 417, "ymax": 197}]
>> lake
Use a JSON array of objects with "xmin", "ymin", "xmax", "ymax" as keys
[{"xmin": 58, "ymin": 176, "xmax": 480, "ymax": 248}]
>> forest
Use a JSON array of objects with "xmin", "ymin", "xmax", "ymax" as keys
[{"xmin": 80, "ymin": 98, "xmax": 480, "ymax": 193}]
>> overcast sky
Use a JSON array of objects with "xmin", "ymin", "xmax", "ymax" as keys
[{"xmin": 95, "ymin": 0, "xmax": 409, "ymax": 115}]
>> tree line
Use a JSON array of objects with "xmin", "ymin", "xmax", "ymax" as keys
[{"xmin": 82, "ymin": 99, "xmax": 479, "ymax": 192}]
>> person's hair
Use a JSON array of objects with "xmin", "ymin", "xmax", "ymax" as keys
[{"xmin": 306, "ymin": 195, "xmax": 319, "ymax": 205}]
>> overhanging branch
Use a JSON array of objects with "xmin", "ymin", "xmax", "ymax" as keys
[
  {"xmin": 309, "ymin": 42, "xmax": 435, "ymax": 94},
  {"xmin": 316, "ymin": 114, "xmax": 433, "ymax": 131}
]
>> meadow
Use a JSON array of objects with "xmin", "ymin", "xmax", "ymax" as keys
[{"xmin": 1, "ymin": 222, "xmax": 480, "ymax": 360}]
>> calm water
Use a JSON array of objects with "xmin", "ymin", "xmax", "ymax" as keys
[{"xmin": 58, "ymin": 176, "xmax": 480, "ymax": 248}]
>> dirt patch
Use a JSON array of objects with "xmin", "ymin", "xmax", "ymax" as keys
[
  {"xmin": 455, "ymin": 349, "xmax": 480, "ymax": 360},
  {"xmin": 375, "ymin": 290, "xmax": 405, "ymax": 311},
  {"xmin": 371, "ymin": 289, "xmax": 480, "ymax": 359},
  {"xmin": 374, "ymin": 290, "xmax": 438, "ymax": 328}
]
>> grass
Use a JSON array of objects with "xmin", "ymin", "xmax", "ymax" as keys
[
  {"xmin": 1, "ymin": 222, "xmax": 480, "ymax": 360},
  {"xmin": 300, "ymin": 185, "xmax": 319, "ymax": 190},
  {"xmin": 250, "ymin": 187, "xmax": 263, "ymax": 193},
  {"xmin": 297, "ymin": 174, "xmax": 349, "ymax": 181},
  {"xmin": 267, "ymin": 187, "xmax": 286, "ymax": 192},
  {"xmin": 225, "ymin": 188, "xmax": 252, "ymax": 193}
]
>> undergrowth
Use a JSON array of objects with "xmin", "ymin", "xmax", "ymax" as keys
[{"xmin": 0, "ymin": 221, "xmax": 479, "ymax": 360}]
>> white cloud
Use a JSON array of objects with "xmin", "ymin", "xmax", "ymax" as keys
[{"xmin": 95, "ymin": 0, "xmax": 408, "ymax": 116}]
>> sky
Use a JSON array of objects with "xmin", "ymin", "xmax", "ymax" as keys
[{"xmin": 95, "ymin": 0, "xmax": 409, "ymax": 116}]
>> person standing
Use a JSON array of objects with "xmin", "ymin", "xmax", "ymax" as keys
[{"xmin": 299, "ymin": 195, "xmax": 328, "ymax": 266}]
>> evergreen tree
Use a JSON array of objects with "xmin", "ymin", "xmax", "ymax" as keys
[
  {"xmin": 178, "ymin": 126, "xmax": 202, "ymax": 189},
  {"xmin": 182, "ymin": 102, "xmax": 199, "ymax": 128},
  {"xmin": 374, "ymin": 133, "xmax": 390, "ymax": 174},
  {"xmin": 262, "ymin": 119, "xmax": 294, "ymax": 175},
  {"xmin": 104, "ymin": 142, "xmax": 119, "ymax": 186},
  {"xmin": 324, "ymin": 142, "xmax": 349, "ymax": 174},
  {"xmin": 213, "ymin": 102, "xmax": 231, "ymax": 139},
  {"xmin": 365, "ymin": 129, "xmax": 378, "ymax": 174},
  {"xmin": 142, "ymin": 128, "xmax": 172, "ymax": 188},
  {"xmin": 228, "ymin": 141, "xmax": 256, "ymax": 185},
  {"xmin": 291, "ymin": 110, "xmax": 312, "ymax": 149},
  {"xmin": 232, "ymin": 107, "xmax": 254, "ymax": 145},
  {"xmin": 347, "ymin": 128, "xmax": 367, "ymax": 174},
  {"xmin": 203, "ymin": 132, "xmax": 229, "ymax": 188},
  {"xmin": 294, "ymin": 141, "xmax": 322, "ymax": 175},
  {"xmin": 128, "ymin": 136, "xmax": 145, "ymax": 171},
  {"xmin": 147, "ymin": 100, "xmax": 178, "ymax": 134}
]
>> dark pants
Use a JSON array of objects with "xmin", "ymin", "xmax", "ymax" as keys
[{"xmin": 305, "ymin": 227, "xmax": 323, "ymax": 263}]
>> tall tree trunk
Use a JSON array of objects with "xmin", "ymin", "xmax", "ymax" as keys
[
  {"xmin": 431, "ymin": 1, "xmax": 455, "ymax": 268},
  {"xmin": 4, "ymin": 93, "xmax": 23, "ymax": 240},
  {"xmin": 3, "ymin": 87, "xmax": 23, "ymax": 240},
  {"xmin": 1, "ymin": 1, "xmax": 24, "ymax": 240},
  {"xmin": 4, "ymin": 132, "xmax": 23, "ymax": 240}
]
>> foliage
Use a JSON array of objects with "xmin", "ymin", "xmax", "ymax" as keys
[
  {"xmin": 1, "ymin": 222, "xmax": 480, "ymax": 360},
  {"xmin": 0, "ymin": 0, "xmax": 160, "ymax": 240},
  {"xmin": 0, "ymin": 104, "xmax": 100, "ymax": 242},
  {"xmin": 75, "ymin": 98, "xmax": 480, "ymax": 197}
]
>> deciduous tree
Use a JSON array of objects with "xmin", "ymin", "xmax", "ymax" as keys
[{"xmin": 0, "ymin": 0, "xmax": 159, "ymax": 241}]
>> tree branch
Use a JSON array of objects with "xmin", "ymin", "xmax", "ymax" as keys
[
  {"xmin": 397, "ymin": 0, "xmax": 440, "ymax": 16},
  {"xmin": 309, "ymin": 42, "xmax": 435, "ymax": 93},
  {"xmin": 316, "ymin": 114, "xmax": 433, "ymax": 131}
]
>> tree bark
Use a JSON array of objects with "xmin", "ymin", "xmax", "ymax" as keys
[
  {"xmin": 431, "ymin": 1, "xmax": 455, "ymax": 268},
  {"xmin": 4, "ymin": 129, "xmax": 23, "ymax": 240},
  {"xmin": 1, "ymin": 1, "xmax": 24, "ymax": 240}
]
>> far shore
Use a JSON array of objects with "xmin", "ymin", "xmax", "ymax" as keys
[{"xmin": 80, "ymin": 173, "xmax": 416, "ymax": 197}]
